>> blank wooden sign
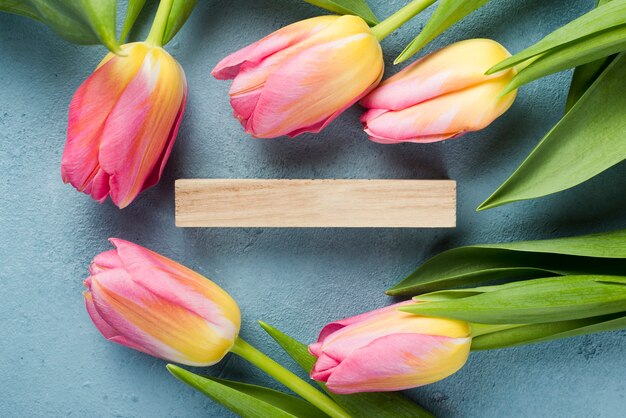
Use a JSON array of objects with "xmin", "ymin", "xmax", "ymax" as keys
[{"xmin": 175, "ymin": 179, "xmax": 456, "ymax": 228}]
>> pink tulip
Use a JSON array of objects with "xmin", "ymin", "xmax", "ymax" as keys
[
  {"xmin": 84, "ymin": 239, "xmax": 241, "ymax": 366},
  {"xmin": 309, "ymin": 302, "xmax": 471, "ymax": 394},
  {"xmin": 212, "ymin": 15, "xmax": 384, "ymax": 138},
  {"xmin": 62, "ymin": 42, "xmax": 187, "ymax": 208},
  {"xmin": 360, "ymin": 39, "xmax": 517, "ymax": 144}
]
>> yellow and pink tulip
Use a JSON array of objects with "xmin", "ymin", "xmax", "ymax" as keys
[
  {"xmin": 61, "ymin": 42, "xmax": 187, "ymax": 208},
  {"xmin": 309, "ymin": 301, "xmax": 471, "ymax": 394},
  {"xmin": 212, "ymin": 15, "xmax": 384, "ymax": 138},
  {"xmin": 84, "ymin": 238, "xmax": 240, "ymax": 366},
  {"xmin": 360, "ymin": 39, "xmax": 517, "ymax": 144}
]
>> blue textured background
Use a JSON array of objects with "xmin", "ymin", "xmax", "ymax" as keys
[{"xmin": 1, "ymin": 0, "xmax": 625, "ymax": 417}]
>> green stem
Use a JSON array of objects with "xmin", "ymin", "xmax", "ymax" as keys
[
  {"xmin": 145, "ymin": 0, "xmax": 175, "ymax": 47},
  {"xmin": 470, "ymin": 323, "xmax": 525, "ymax": 338},
  {"xmin": 371, "ymin": 0, "xmax": 437, "ymax": 41},
  {"xmin": 231, "ymin": 338, "xmax": 351, "ymax": 418}
]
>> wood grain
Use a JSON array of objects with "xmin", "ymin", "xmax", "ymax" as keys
[{"xmin": 175, "ymin": 179, "xmax": 456, "ymax": 228}]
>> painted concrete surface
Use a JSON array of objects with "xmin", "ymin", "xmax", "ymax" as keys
[{"xmin": 0, "ymin": 0, "xmax": 624, "ymax": 417}]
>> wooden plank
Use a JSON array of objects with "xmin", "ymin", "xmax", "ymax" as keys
[{"xmin": 175, "ymin": 179, "xmax": 456, "ymax": 228}]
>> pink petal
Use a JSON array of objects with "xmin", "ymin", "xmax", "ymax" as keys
[
  {"xmin": 360, "ymin": 38, "xmax": 513, "ymax": 110},
  {"xmin": 211, "ymin": 16, "xmax": 339, "ymax": 80},
  {"xmin": 362, "ymin": 77, "xmax": 516, "ymax": 143},
  {"xmin": 84, "ymin": 291, "xmax": 119, "ymax": 339},
  {"xmin": 325, "ymin": 333, "xmax": 471, "ymax": 394},
  {"xmin": 89, "ymin": 249, "xmax": 123, "ymax": 275},
  {"xmin": 248, "ymin": 30, "xmax": 383, "ymax": 138},
  {"xmin": 98, "ymin": 48, "xmax": 186, "ymax": 208},
  {"xmin": 61, "ymin": 44, "xmax": 148, "ymax": 196},
  {"xmin": 141, "ymin": 68, "xmax": 188, "ymax": 192}
]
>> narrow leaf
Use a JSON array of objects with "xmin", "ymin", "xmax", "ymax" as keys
[
  {"xmin": 395, "ymin": 0, "xmax": 490, "ymax": 64},
  {"xmin": 501, "ymin": 24, "xmax": 626, "ymax": 94},
  {"xmin": 402, "ymin": 275, "xmax": 626, "ymax": 324},
  {"xmin": 167, "ymin": 364, "xmax": 307, "ymax": 418},
  {"xmin": 163, "ymin": 0, "xmax": 198, "ymax": 45},
  {"xmin": 387, "ymin": 229, "xmax": 626, "ymax": 295},
  {"xmin": 488, "ymin": 0, "xmax": 626, "ymax": 73},
  {"xmin": 259, "ymin": 322, "xmax": 434, "ymax": 418},
  {"xmin": 207, "ymin": 377, "xmax": 327, "ymax": 418},
  {"xmin": 0, "ymin": 0, "xmax": 120, "ymax": 51},
  {"xmin": 471, "ymin": 313, "xmax": 626, "ymax": 350},
  {"xmin": 120, "ymin": 0, "xmax": 148, "ymax": 43},
  {"xmin": 301, "ymin": 0, "xmax": 378, "ymax": 25},
  {"xmin": 565, "ymin": 0, "xmax": 616, "ymax": 111},
  {"xmin": 478, "ymin": 52, "xmax": 626, "ymax": 210}
]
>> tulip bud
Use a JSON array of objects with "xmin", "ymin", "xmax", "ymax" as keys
[
  {"xmin": 309, "ymin": 302, "xmax": 471, "ymax": 394},
  {"xmin": 62, "ymin": 42, "xmax": 187, "ymax": 208},
  {"xmin": 360, "ymin": 39, "xmax": 517, "ymax": 144},
  {"xmin": 212, "ymin": 15, "xmax": 384, "ymax": 138},
  {"xmin": 83, "ymin": 239, "xmax": 240, "ymax": 366}
]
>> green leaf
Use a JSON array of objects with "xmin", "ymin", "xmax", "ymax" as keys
[
  {"xmin": 501, "ymin": 24, "xmax": 626, "ymax": 94},
  {"xmin": 301, "ymin": 0, "xmax": 379, "ymax": 26},
  {"xmin": 478, "ymin": 52, "xmax": 626, "ymax": 210},
  {"xmin": 488, "ymin": 0, "xmax": 626, "ymax": 73},
  {"xmin": 565, "ymin": 0, "xmax": 616, "ymax": 111},
  {"xmin": 401, "ymin": 275, "xmax": 626, "ymax": 324},
  {"xmin": 167, "ymin": 364, "xmax": 321, "ymax": 418},
  {"xmin": 0, "ymin": 0, "xmax": 120, "ymax": 52},
  {"xmin": 120, "ymin": 0, "xmax": 147, "ymax": 43},
  {"xmin": 395, "ymin": 0, "xmax": 490, "ymax": 64},
  {"xmin": 206, "ymin": 377, "xmax": 327, "ymax": 418},
  {"xmin": 387, "ymin": 229, "xmax": 626, "ymax": 295},
  {"xmin": 163, "ymin": 0, "xmax": 197, "ymax": 45},
  {"xmin": 259, "ymin": 322, "xmax": 434, "ymax": 418},
  {"xmin": 471, "ymin": 313, "xmax": 626, "ymax": 350}
]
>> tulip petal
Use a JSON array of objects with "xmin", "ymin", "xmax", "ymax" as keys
[
  {"xmin": 62, "ymin": 44, "xmax": 148, "ymax": 196},
  {"xmin": 324, "ymin": 333, "xmax": 471, "ymax": 394},
  {"xmin": 89, "ymin": 249, "xmax": 123, "ymax": 275},
  {"xmin": 141, "ymin": 70, "xmax": 188, "ymax": 192},
  {"xmin": 362, "ymin": 77, "xmax": 517, "ymax": 143},
  {"xmin": 211, "ymin": 16, "xmax": 339, "ymax": 80},
  {"xmin": 98, "ymin": 48, "xmax": 186, "ymax": 208},
  {"xmin": 109, "ymin": 239, "xmax": 240, "ymax": 337},
  {"xmin": 248, "ymin": 26, "xmax": 383, "ymax": 137},
  {"xmin": 360, "ymin": 39, "xmax": 512, "ymax": 110},
  {"xmin": 84, "ymin": 291, "xmax": 119, "ymax": 339}
]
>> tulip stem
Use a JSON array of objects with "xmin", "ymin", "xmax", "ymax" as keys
[
  {"xmin": 145, "ymin": 0, "xmax": 175, "ymax": 47},
  {"xmin": 371, "ymin": 0, "xmax": 437, "ymax": 42},
  {"xmin": 231, "ymin": 338, "xmax": 351, "ymax": 418}
]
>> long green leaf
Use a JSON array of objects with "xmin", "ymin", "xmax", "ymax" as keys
[
  {"xmin": 502, "ymin": 24, "xmax": 626, "ymax": 94},
  {"xmin": 471, "ymin": 313, "xmax": 626, "ymax": 350},
  {"xmin": 0, "ymin": 0, "xmax": 120, "ymax": 51},
  {"xmin": 478, "ymin": 52, "xmax": 626, "ymax": 210},
  {"xmin": 489, "ymin": 0, "xmax": 626, "ymax": 73},
  {"xmin": 120, "ymin": 0, "xmax": 147, "ymax": 43},
  {"xmin": 207, "ymin": 377, "xmax": 327, "ymax": 418},
  {"xmin": 565, "ymin": 0, "xmax": 616, "ymax": 111},
  {"xmin": 402, "ymin": 275, "xmax": 626, "ymax": 324},
  {"xmin": 301, "ymin": 0, "xmax": 378, "ymax": 25},
  {"xmin": 387, "ymin": 229, "xmax": 626, "ymax": 295},
  {"xmin": 395, "ymin": 0, "xmax": 490, "ymax": 64},
  {"xmin": 259, "ymin": 322, "xmax": 434, "ymax": 418},
  {"xmin": 163, "ymin": 0, "xmax": 197, "ymax": 44},
  {"xmin": 167, "ymin": 364, "xmax": 317, "ymax": 418}
]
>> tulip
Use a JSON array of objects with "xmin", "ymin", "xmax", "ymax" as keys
[
  {"xmin": 360, "ymin": 39, "xmax": 517, "ymax": 144},
  {"xmin": 212, "ymin": 15, "xmax": 384, "ymax": 138},
  {"xmin": 84, "ymin": 239, "xmax": 350, "ymax": 418},
  {"xmin": 61, "ymin": 41, "xmax": 187, "ymax": 208},
  {"xmin": 309, "ymin": 301, "xmax": 471, "ymax": 394},
  {"xmin": 84, "ymin": 238, "xmax": 240, "ymax": 366}
]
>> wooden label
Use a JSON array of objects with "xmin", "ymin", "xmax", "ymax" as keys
[{"xmin": 175, "ymin": 179, "xmax": 456, "ymax": 228}]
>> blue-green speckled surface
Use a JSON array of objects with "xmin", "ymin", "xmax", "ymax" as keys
[{"xmin": 1, "ymin": 0, "xmax": 625, "ymax": 417}]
